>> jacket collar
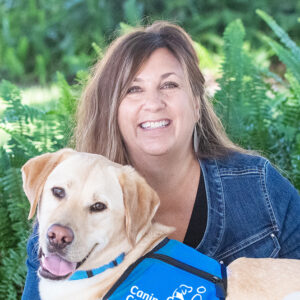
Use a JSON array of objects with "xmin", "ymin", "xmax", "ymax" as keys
[{"xmin": 197, "ymin": 158, "xmax": 225, "ymax": 258}]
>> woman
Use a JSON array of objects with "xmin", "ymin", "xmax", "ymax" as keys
[{"xmin": 22, "ymin": 21, "xmax": 300, "ymax": 299}]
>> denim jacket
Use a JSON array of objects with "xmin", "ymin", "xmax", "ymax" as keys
[
  {"xmin": 21, "ymin": 152, "xmax": 300, "ymax": 299},
  {"xmin": 197, "ymin": 152, "xmax": 300, "ymax": 264}
]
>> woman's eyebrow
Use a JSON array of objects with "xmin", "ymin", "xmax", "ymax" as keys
[
  {"xmin": 161, "ymin": 72, "xmax": 177, "ymax": 79},
  {"xmin": 133, "ymin": 72, "xmax": 178, "ymax": 82}
]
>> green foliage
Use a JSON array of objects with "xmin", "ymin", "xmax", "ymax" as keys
[
  {"xmin": 0, "ymin": 75, "xmax": 79, "ymax": 299},
  {"xmin": 123, "ymin": 0, "xmax": 143, "ymax": 25},
  {"xmin": 214, "ymin": 13, "xmax": 300, "ymax": 190},
  {"xmin": 257, "ymin": 10, "xmax": 300, "ymax": 188},
  {"xmin": 1, "ymin": 0, "xmax": 300, "ymax": 84},
  {"xmin": 0, "ymin": 157, "xmax": 29, "ymax": 299},
  {"xmin": 0, "ymin": 0, "xmax": 124, "ymax": 84},
  {"xmin": 215, "ymin": 19, "xmax": 270, "ymax": 150},
  {"xmin": 0, "ymin": 82, "xmax": 34, "ymax": 298},
  {"xmin": 256, "ymin": 9, "xmax": 300, "ymax": 59}
]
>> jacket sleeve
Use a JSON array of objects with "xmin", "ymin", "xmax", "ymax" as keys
[
  {"xmin": 22, "ymin": 223, "xmax": 41, "ymax": 300},
  {"xmin": 265, "ymin": 161, "xmax": 300, "ymax": 258}
]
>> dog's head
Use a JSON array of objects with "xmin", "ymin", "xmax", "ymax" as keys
[{"xmin": 22, "ymin": 149, "xmax": 160, "ymax": 280}]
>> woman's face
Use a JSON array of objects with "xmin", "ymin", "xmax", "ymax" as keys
[{"xmin": 118, "ymin": 48, "xmax": 199, "ymax": 161}]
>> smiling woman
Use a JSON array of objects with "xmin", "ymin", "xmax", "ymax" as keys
[
  {"xmin": 22, "ymin": 21, "xmax": 300, "ymax": 300},
  {"xmin": 75, "ymin": 22, "xmax": 239, "ymax": 164}
]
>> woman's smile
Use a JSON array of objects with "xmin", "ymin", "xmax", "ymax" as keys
[{"xmin": 139, "ymin": 119, "xmax": 171, "ymax": 130}]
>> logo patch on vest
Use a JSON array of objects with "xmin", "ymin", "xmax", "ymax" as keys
[
  {"xmin": 124, "ymin": 284, "xmax": 207, "ymax": 300},
  {"xmin": 167, "ymin": 284, "xmax": 207, "ymax": 300},
  {"xmin": 125, "ymin": 285, "xmax": 158, "ymax": 300}
]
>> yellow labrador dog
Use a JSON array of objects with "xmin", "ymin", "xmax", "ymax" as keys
[{"xmin": 22, "ymin": 149, "xmax": 300, "ymax": 300}]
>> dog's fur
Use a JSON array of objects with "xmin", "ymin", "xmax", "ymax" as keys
[
  {"xmin": 22, "ymin": 149, "xmax": 300, "ymax": 300},
  {"xmin": 227, "ymin": 258, "xmax": 300, "ymax": 300}
]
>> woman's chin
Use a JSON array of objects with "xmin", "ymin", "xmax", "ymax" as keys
[{"xmin": 136, "ymin": 142, "xmax": 176, "ymax": 158}]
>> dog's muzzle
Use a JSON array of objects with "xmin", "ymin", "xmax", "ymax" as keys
[{"xmin": 39, "ymin": 224, "xmax": 98, "ymax": 280}]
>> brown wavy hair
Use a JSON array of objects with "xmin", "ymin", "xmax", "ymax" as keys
[{"xmin": 74, "ymin": 21, "xmax": 243, "ymax": 164}]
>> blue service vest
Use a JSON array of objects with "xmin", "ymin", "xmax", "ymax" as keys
[{"xmin": 104, "ymin": 238, "xmax": 227, "ymax": 300}]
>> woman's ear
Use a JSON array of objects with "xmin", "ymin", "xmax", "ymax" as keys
[
  {"xmin": 118, "ymin": 166, "xmax": 160, "ymax": 245},
  {"xmin": 21, "ymin": 148, "xmax": 75, "ymax": 219}
]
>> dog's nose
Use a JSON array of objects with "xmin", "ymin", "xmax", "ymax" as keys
[{"xmin": 47, "ymin": 224, "xmax": 74, "ymax": 249}]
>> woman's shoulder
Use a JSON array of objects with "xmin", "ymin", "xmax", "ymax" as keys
[
  {"xmin": 202, "ymin": 150, "xmax": 270, "ymax": 171},
  {"xmin": 208, "ymin": 151, "xmax": 299, "ymax": 199}
]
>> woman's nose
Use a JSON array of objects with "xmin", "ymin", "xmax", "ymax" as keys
[{"xmin": 143, "ymin": 90, "xmax": 166, "ymax": 111}]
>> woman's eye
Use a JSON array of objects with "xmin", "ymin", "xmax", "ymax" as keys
[
  {"xmin": 161, "ymin": 82, "xmax": 179, "ymax": 89},
  {"xmin": 90, "ymin": 202, "xmax": 107, "ymax": 213},
  {"xmin": 127, "ymin": 86, "xmax": 141, "ymax": 94}
]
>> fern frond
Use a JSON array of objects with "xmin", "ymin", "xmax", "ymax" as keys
[
  {"xmin": 221, "ymin": 19, "xmax": 245, "ymax": 85},
  {"xmin": 0, "ymin": 158, "xmax": 16, "ymax": 249},
  {"xmin": 56, "ymin": 72, "xmax": 77, "ymax": 116},
  {"xmin": 0, "ymin": 80, "xmax": 22, "ymax": 103},
  {"xmin": 0, "ymin": 150, "xmax": 30, "ymax": 299},
  {"xmin": 3, "ymin": 168, "xmax": 29, "ymax": 224},
  {"xmin": 0, "ymin": 125, "xmax": 40, "ymax": 156},
  {"xmin": 291, "ymin": 153, "xmax": 300, "ymax": 190},
  {"xmin": 259, "ymin": 67, "xmax": 285, "ymax": 86},
  {"xmin": 242, "ymin": 59, "xmax": 271, "ymax": 150},
  {"xmin": 263, "ymin": 37, "xmax": 300, "ymax": 83},
  {"xmin": 0, "ymin": 80, "xmax": 45, "ymax": 124},
  {"xmin": 286, "ymin": 72, "xmax": 300, "ymax": 101},
  {"xmin": 215, "ymin": 19, "xmax": 246, "ymax": 140},
  {"xmin": 215, "ymin": 18, "xmax": 272, "ymax": 152},
  {"xmin": 256, "ymin": 9, "xmax": 300, "ymax": 59},
  {"xmin": 0, "ymin": 239, "xmax": 28, "ymax": 300}
]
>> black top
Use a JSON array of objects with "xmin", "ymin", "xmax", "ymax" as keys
[{"xmin": 183, "ymin": 172, "xmax": 207, "ymax": 248}]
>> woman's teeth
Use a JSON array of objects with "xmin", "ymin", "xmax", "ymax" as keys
[{"xmin": 141, "ymin": 120, "xmax": 170, "ymax": 129}]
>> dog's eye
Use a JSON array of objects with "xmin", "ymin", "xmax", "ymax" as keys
[
  {"xmin": 51, "ymin": 187, "xmax": 65, "ymax": 199},
  {"xmin": 90, "ymin": 202, "xmax": 107, "ymax": 213}
]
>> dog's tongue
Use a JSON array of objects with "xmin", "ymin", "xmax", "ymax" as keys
[{"xmin": 42, "ymin": 254, "xmax": 76, "ymax": 277}]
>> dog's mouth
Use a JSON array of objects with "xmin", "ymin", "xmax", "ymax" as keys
[{"xmin": 39, "ymin": 244, "xmax": 98, "ymax": 280}]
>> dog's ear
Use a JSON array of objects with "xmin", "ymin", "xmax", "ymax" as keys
[
  {"xmin": 118, "ymin": 166, "xmax": 160, "ymax": 245},
  {"xmin": 21, "ymin": 148, "xmax": 75, "ymax": 220}
]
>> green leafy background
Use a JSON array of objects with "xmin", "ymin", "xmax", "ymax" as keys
[{"xmin": 0, "ymin": 2, "xmax": 300, "ymax": 298}]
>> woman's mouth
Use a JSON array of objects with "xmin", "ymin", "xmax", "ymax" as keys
[{"xmin": 140, "ymin": 119, "xmax": 170, "ymax": 129}]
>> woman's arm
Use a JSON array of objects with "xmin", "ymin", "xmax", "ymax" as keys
[
  {"xmin": 266, "ymin": 162, "xmax": 300, "ymax": 258},
  {"xmin": 22, "ymin": 223, "xmax": 40, "ymax": 300}
]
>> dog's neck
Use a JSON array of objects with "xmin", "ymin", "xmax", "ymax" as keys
[{"xmin": 91, "ymin": 222, "xmax": 174, "ymax": 297}]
